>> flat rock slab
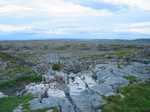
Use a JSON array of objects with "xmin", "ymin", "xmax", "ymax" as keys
[
  {"xmin": 71, "ymin": 90, "xmax": 102, "ymax": 112},
  {"xmin": 30, "ymin": 97, "xmax": 74, "ymax": 112}
]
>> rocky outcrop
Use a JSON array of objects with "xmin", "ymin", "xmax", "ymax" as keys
[{"xmin": 24, "ymin": 62, "xmax": 150, "ymax": 112}]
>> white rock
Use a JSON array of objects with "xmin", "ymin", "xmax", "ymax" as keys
[
  {"xmin": 47, "ymin": 88, "xmax": 65, "ymax": 98},
  {"xmin": 83, "ymin": 75, "xmax": 96, "ymax": 87},
  {"xmin": 25, "ymin": 83, "xmax": 49, "ymax": 96},
  {"xmin": 46, "ymin": 110, "xmax": 53, "ymax": 112},
  {"xmin": 0, "ymin": 92, "xmax": 7, "ymax": 98},
  {"xmin": 68, "ymin": 76, "xmax": 86, "ymax": 96}
]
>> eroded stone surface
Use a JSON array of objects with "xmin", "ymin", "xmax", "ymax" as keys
[{"xmin": 25, "ymin": 62, "xmax": 150, "ymax": 112}]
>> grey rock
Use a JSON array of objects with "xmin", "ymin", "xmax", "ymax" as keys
[
  {"xmin": 91, "ymin": 84, "xmax": 114, "ymax": 96},
  {"xmin": 13, "ymin": 105, "xmax": 23, "ymax": 112},
  {"xmin": 71, "ymin": 90, "xmax": 102, "ymax": 112},
  {"xmin": 30, "ymin": 97, "xmax": 74, "ymax": 112},
  {"xmin": 104, "ymin": 76, "xmax": 129, "ymax": 89},
  {"xmin": 27, "ymin": 62, "xmax": 150, "ymax": 112}
]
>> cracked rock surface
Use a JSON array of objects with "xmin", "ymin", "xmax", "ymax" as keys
[{"xmin": 24, "ymin": 62, "xmax": 150, "ymax": 112}]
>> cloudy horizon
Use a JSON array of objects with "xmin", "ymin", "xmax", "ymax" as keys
[{"xmin": 0, "ymin": 0, "xmax": 150, "ymax": 40}]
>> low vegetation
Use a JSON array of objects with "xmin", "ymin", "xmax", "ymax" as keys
[
  {"xmin": 0, "ymin": 74, "xmax": 42, "ymax": 94},
  {"xmin": 124, "ymin": 75, "xmax": 137, "ymax": 84},
  {"xmin": 0, "ymin": 40, "xmax": 149, "ymax": 112},
  {"xmin": 0, "ymin": 51, "xmax": 42, "ymax": 94},
  {"xmin": 0, "ymin": 95, "xmax": 59, "ymax": 112},
  {"xmin": 113, "ymin": 50, "xmax": 131, "ymax": 59},
  {"xmin": 0, "ymin": 52, "xmax": 17, "ymax": 62},
  {"xmin": 55, "ymin": 44, "xmax": 71, "ymax": 50},
  {"xmin": 0, "ymin": 74, "xmax": 42, "ymax": 90},
  {"xmin": 0, "ymin": 95, "xmax": 32, "ymax": 112},
  {"xmin": 102, "ymin": 83, "xmax": 150, "ymax": 112},
  {"xmin": 52, "ymin": 107, "xmax": 59, "ymax": 112},
  {"xmin": 52, "ymin": 63, "xmax": 64, "ymax": 71},
  {"xmin": 1, "ymin": 66, "xmax": 37, "ymax": 79}
]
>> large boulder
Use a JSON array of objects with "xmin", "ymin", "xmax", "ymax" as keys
[{"xmin": 91, "ymin": 84, "xmax": 114, "ymax": 96}]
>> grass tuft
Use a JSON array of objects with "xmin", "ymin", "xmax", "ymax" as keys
[
  {"xmin": 102, "ymin": 83, "xmax": 150, "ymax": 112},
  {"xmin": 52, "ymin": 63, "xmax": 64, "ymax": 71},
  {"xmin": 0, "ymin": 95, "xmax": 32, "ymax": 112}
]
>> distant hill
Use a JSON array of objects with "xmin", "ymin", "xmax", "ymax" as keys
[
  {"xmin": 0, "ymin": 32, "xmax": 150, "ymax": 45},
  {"xmin": 134, "ymin": 39, "xmax": 150, "ymax": 44}
]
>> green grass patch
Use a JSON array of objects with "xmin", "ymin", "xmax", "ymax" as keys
[
  {"xmin": 80, "ymin": 54, "xmax": 105, "ymax": 60},
  {"xmin": 0, "ymin": 51, "xmax": 37, "ymax": 81},
  {"xmin": 2, "ymin": 66, "xmax": 36, "ymax": 78},
  {"xmin": 0, "ymin": 93, "xmax": 54, "ymax": 112},
  {"xmin": 55, "ymin": 44, "xmax": 71, "ymax": 50},
  {"xmin": 124, "ymin": 75, "xmax": 137, "ymax": 84},
  {"xmin": 114, "ymin": 50, "xmax": 130, "ymax": 58},
  {"xmin": 102, "ymin": 83, "xmax": 150, "ymax": 112},
  {"xmin": 52, "ymin": 107, "xmax": 59, "ymax": 112},
  {"xmin": 2, "ymin": 96, "xmax": 58, "ymax": 112},
  {"xmin": 0, "ymin": 52, "xmax": 17, "ymax": 63},
  {"xmin": 52, "ymin": 63, "xmax": 64, "ymax": 71},
  {"xmin": 0, "ymin": 74, "xmax": 42, "ymax": 93},
  {"xmin": 0, "ymin": 95, "xmax": 32, "ymax": 112},
  {"xmin": 0, "ymin": 52, "xmax": 42, "ymax": 94}
]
